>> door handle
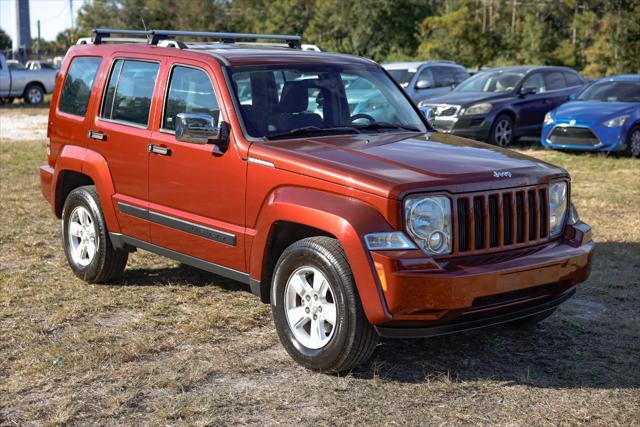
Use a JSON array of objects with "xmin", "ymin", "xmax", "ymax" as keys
[
  {"xmin": 148, "ymin": 144, "xmax": 171, "ymax": 156},
  {"xmin": 88, "ymin": 130, "xmax": 107, "ymax": 141}
]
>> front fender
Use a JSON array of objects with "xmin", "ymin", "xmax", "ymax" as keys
[
  {"xmin": 250, "ymin": 186, "xmax": 394, "ymax": 324},
  {"xmin": 52, "ymin": 145, "xmax": 120, "ymax": 232}
]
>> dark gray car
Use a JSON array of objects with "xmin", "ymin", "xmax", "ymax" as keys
[{"xmin": 383, "ymin": 61, "xmax": 470, "ymax": 105}]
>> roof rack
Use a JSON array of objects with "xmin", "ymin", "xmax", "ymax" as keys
[
  {"xmin": 149, "ymin": 30, "xmax": 301, "ymax": 49},
  {"xmin": 92, "ymin": 29, "xmax": 149, "ymax": 44},
  {"xmin": 90, "ymin": 28, "xmax": 302, "ymax": 49}
]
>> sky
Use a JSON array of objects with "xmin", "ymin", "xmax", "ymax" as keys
[{"xmin": 1, "ymin": 0, "xmax": 88, "ymax": 42}]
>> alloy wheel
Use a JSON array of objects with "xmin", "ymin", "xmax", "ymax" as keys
[
  {"xmin": 284, "ymin": 266, "xmax": 338, "ymax": 349},
  {"xmin": 67, "ymin": 206, "xmax": 99, "ymax": 267},
  {"xmin": 27, "ymin": 87, "xmax": 43, "ymax": 104},
  {"xmin": 494, "ymin": 119, "xmax": 513, "ymax": 147}
]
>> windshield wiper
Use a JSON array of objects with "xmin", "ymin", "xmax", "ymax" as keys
[
  {"xmin": 266, "ymin": 126, "xmax": 361, "ymax": 140},
  {"xmin": 354, "ymin": 122, "xmax": 421, "ymax": 132}
]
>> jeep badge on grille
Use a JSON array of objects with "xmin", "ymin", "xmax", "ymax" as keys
[{"xmin": 493, "ymin": 171, "xmax": 512, "ymax": 178}]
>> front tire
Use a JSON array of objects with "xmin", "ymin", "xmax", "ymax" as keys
[
  {"xmin": 490, "ymin": 114, "xmax": 515, "ymax": 147},
  {"xmin": 626, "ymin": 125, "xmax": 640, "ymax": 158},
  {"xmin": 62, "ymin": 186, "xmax": 128, "ymax": 283},
  {"xmin": 271, "ymin": 237, "xmax": 378, "ymax": 373}
]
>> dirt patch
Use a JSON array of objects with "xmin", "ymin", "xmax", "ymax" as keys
[{"xmin": 0, "ymin": 112, "xmax": 48, "ymax": 143}]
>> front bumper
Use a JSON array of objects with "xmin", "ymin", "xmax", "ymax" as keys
[
  {"xmin": 431, "ymin": 114, "xmax": 491, "ymax": 141},
  {"xmin": 541, "ymin": 122, "xmax": 627, "ymax": 152},
  {"xmin": 369, "ymin": 222, "xmax": 593, "ymax": 336}
]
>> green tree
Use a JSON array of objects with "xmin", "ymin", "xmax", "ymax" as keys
[{"xmin": 0, "ymin": 27, "xmax": 12, "ymax": 50}]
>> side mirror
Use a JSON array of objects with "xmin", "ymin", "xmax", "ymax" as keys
[
  {"xmin": 175, "ymin": 112, "xmax": 229, "ymax": 155},
  {"xmin": 415, "ymin": 80, "xmax": 432, "ymax": 90},
  {"xmin": 520, "ymin": 86, "xmax": 537, "ymax": 96},
  {"xmin": 569, "ymin": 93, "xmax": 578, "ymax": 101}
]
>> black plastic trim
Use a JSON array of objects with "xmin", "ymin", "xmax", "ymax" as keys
[
  {"xmin": 116, "ymin": 202, "xmax": 236, "ymax": 246},
  {"xmin": 109, "ymin": 232, "xmax": 250, "ymax": 284},
  {"xmin": 375, "ymin": 287, "xmax": 576, "ymax": 339}
]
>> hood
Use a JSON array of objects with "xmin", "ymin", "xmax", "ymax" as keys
[
  {"xmin": 251, "ymin": 132, "xmax": 566, "ymax": 199},
  {"xmin": 425, "ymin": 91, "xmax": 512, "ymax": 106},
  {"xmin": 552, "ymin": 101, "xmax": 639, "ymax": 123}
]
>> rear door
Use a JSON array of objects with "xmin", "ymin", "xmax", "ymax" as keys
[
  {"xmin": 543, "ymin": 70, "xmax": 570, "ymax": 110},
  {"xmin": 147, "ymin": 58, "xmax": 247, "ymax": 272},
  {"xmin": 90, "ymin": 55, "xmax": 163, "ymax": 242}
]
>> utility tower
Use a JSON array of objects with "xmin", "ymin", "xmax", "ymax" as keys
[{"xmin": 13, "ymin": 0, "xmax": 32, "ymax": 62}]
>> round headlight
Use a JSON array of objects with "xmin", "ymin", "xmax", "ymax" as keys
[
  {"xmin": 549, "ymin": 181, "xmax": 568, "ymax": 236},
  {"xmin": 405, "ymin": 196, "xmax": 452, "ymax": 255}
]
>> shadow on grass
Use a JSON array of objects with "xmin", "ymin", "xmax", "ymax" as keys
[
  {"xmin": 115, "ymin": 263, "xmax": 252, "ymax": 294},
  {"xmin": 109, "ymin": 242, "xmax": 638, "ymax": 389}
]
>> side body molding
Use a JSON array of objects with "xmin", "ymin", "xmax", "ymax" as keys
[
  {"xmin": 51, "ymin": 145, "xmax": 121, "ymax": 233},
  {"xmin": 249, "ymin": 186, "xmax": 394, "ymax": 324}
]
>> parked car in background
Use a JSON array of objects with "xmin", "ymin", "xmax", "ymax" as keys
[
  {"xmin": 0, "ymin": 53, "xmax": 57, "ymax": 104},
  {"xmin": 419, "ymin": 66, "xmax": 585, "ymax": 147},
  {"xmin": 26, "ymin": 60, "xmax": 58, "ymax": 70},
  {"xmin": 541, "ymin": 74, "xmax": 640, "ymax": 157},
  {"xmin": 383, "ymin": 61, "xmax": 470, "ymax": 104}
]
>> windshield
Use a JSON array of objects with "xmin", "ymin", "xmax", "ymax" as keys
[
  {"xmin": 228, "ymin": 64, "xmax": 426, "ymax": 139},
  {"xmin": 386, "ymin": 68, "xmax": 416, "ymax": 88},
  {"xmin": 578, "ymin": 81, "xmax": 640, "ymax": 102},
  {"xmin": 455, "ymin": 70, "xmax": 524, "ymax": 93}
]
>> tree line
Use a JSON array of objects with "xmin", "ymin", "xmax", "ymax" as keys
[{"xmin": 2, "ymin": 0, "xmax": 638, "ymax": 77}]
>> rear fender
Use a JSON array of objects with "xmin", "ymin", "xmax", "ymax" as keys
[
  {"xmin": 250, "ymin": 186, "xmax": 394, "ymax": 324},
  {"xmin": 53, "ymin": 145, "xmax": 120, "ymax": 232}
]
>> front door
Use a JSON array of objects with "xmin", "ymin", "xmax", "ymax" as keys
[
  {"xmin": 148, "ymin": 60, "xmax": 247, "ymax": 272},
  {"xmin": 513, "ymin": 72, "xmax": 548, "ymax": 134}
]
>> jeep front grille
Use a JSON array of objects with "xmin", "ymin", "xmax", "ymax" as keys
[{"xmin": 452, "ymin": 185, "xmax": 550, "ymax": 256}]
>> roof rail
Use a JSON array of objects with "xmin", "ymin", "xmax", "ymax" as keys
[
  {"xmin": 92, "ymin": 28, "xmax": 148, "ymax": 44},
  {"xmin": 148, "ymin": 30, "xmax": 301, "ymax": 49}
]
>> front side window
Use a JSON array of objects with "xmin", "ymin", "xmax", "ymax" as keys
[
  {"xmin": 521, "ymin": 73, "xmax": 546, "ymax": 93},
  {"xmin": 163, "ymin": 66, "xmax": 220, "ymax": 130},
  {"xmin": 386, "ymin": 68, "xmax": 417, "ymax": 88},
  {"xmin": 578, "ymin": 81, "xmax": 640, "ymax": 102},
  {"xmin": 100, "ymin": 59, "xmax": 159, "ymax": 126},
  {"xmin": 59, "ymin": 56, "xmax": 102, "ymax": 117},
  {"xmin": 416, "ymin": 67, "xmax": 435, "ymax": 88},
  {"xmin": 229, "ymin": 64, "xmax": 427, "ymax": 139},
  {"xmin": 455, "ymin": 70, "xmax": 525, "ymax": 93}
]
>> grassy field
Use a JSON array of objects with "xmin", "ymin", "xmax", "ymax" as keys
[{"xmin": 1, "ymin": 108, "xmax": 639, "ymax": 424}]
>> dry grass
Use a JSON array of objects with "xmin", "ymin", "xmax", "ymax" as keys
[{"xmin": 1, "ymin": 128, "xmax": 639, "ymax": 424}]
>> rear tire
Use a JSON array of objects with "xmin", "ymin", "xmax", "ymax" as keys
[
  {"xmin": 271, "ymin": 237, "xmax": 378, "ymax": 373},
  {"xmin": 62, "ymin": 186, "xmax": 128, "ymax": 283},
  {"xmin": 626, "ymin": 124, "xmax": 640, "ymax": 158},
  {"xmin": 23, "ymin": 84, "xmax": 44, "ymax": 105},
  {"xmin": 490, "ymin": 114, "xmax": 515, "ymax": 147}
]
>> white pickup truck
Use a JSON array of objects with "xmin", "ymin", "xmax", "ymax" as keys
[{"xmin": 0, "ymin": 54, "xmax": 57, "ymax": 104}]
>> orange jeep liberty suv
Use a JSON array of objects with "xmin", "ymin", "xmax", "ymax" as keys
[{"xmin": 40, "ymin": 29, "xmax": 593, "ymax": 372}]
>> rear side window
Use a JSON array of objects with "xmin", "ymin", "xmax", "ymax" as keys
[
  {"xmin": 163, "ymin": 66, "xmax": 220, "ymax": 130},
  {"xmin": 563, "ymin": 71, "xmax": 583, "ymax": 87},
  {"xmin": 544, "ymin": 71, "xmax": 566, "ymax": 91},
  {"xmin": 58, "ymin": 57, "xmax": 102, "ymax": 117},
  {"xmin": 100, "ymin": 59, "xmax": 159, "ymax": 126},
  {"xmin": 433, "ymin": 66, "xmax": 455, "ymax": 88}
]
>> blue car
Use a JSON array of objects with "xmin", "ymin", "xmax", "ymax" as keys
[{"xmin": 541, "ymin": 74, "xmax": 640, "ymax": 157}]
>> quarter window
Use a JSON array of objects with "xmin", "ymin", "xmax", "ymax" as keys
[
  {"xmin": 58, "ymin": 57, "xmax": 102, "ymax": 117},
  {"xmin": 100, "ymin": 59, "xmax": 159, "ymax": 126},
  {"xmin": 163, "ymin": 66, "xmax": 220, "ymax": 130}
]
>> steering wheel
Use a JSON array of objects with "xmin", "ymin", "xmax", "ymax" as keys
[{"xmin": 350, "ymin": 113, "xmax": 376, "ymax": 124}]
